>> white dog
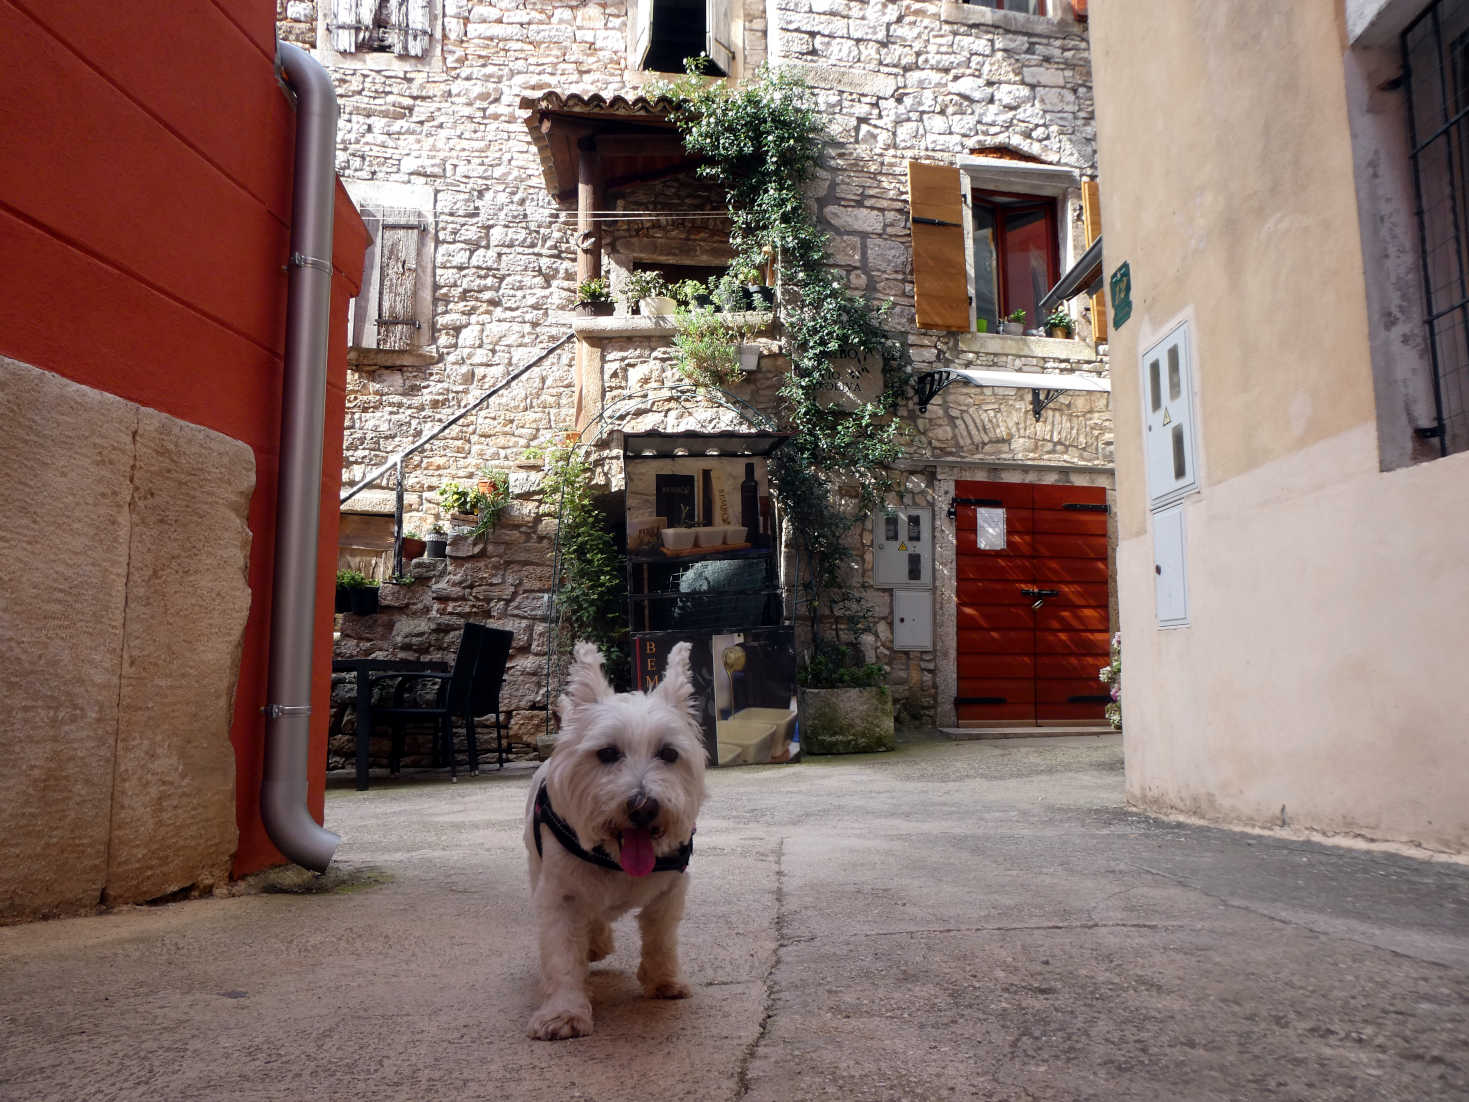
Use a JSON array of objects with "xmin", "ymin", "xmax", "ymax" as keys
[{"xmin": 523, "ymin": 640, "xmax": 707, "ymax": 1041}]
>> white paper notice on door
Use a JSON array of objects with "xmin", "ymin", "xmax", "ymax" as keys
[{"xmin": 976, "ymin": 507, "xmax": 1006, "ymax": 550}]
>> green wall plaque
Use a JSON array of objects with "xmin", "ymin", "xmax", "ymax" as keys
[{"xmin": 1109, "ymin": 261, "xmax": 1132, "ymax": 330}]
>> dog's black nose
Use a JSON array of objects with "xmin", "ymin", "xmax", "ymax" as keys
[{"xmin": 626, "ymin": 793, "xmax": 660, "ymax": 828}]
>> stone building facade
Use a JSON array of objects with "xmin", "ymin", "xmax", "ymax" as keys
[{"xmin": 278, "ymin": 0, "xmax": 1112, "ymax": 764}]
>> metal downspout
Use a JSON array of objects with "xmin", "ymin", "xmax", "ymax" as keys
[{"xmin": 261, "ymin": 42, "xmax": 342, "ymax": 871}]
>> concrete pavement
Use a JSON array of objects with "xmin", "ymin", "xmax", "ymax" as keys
[{"xmin": 1, "ymin": 734, "xmax": 1466, "ymax": 1101}]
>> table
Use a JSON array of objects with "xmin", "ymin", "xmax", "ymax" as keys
[{"xmin": 332, "ymin": 658, "xmax": 449, "ymax": 790}]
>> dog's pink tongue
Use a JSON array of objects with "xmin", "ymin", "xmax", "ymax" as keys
[{"xmin": 619, "ymin": 829, "xmax": 656, "ymax": 877}]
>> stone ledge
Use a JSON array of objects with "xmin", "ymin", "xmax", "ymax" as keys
[
  {"xmin": 957, "ymin": 331, "xmax": 1103, "ymax": 362},
  {"xmin": 571, "ymin": 310, "xmax": 774, "ymax": 341}
]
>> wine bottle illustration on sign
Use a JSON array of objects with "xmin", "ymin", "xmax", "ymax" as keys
[{"xmin": 740, "ymin": 462, "xmax": 758, "ymax": 543}]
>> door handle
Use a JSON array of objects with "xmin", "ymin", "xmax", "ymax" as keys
[{"xmin": 1020, "ymin": 587, "xmax": 1060, "ymax": 609}]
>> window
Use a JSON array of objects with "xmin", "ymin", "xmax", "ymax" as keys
[
  {"xmin": 971, "ymin": 191, "xmax": 1059, "ymax": 332},
  {"xmin": 631, "ymin": 0, "xmax": 733, "ymax": 76},
  {"xmin": 963, "ymin": 0, "xmax": 1047, "ymax": 12},
  {"xmin": 343, "ymin": 181, "xmax": 436, "ymax": 366},
  {"xmin": 330, "ymin": 0, "xmax": 432, "ymax": 58},
  {"xmin": 907, "ymin": 158, "xmax": 1081, "ymax": 332},
  {"xmin": 1403, "ymin": 0, "xmax": 1469, "ymax": 455}
]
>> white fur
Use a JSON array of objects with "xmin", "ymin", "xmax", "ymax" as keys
[{"xmin": 523, "ymin": 641, "xmax": 707, "ymax": 1040}]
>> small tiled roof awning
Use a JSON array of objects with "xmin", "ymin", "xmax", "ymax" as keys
[
  {"xmin": 521, "ymin": 90, "xmax": 701, "ymax": 202},
  {"xmin": 1037, "ymin": 235, "xmax": 1104, "ymax": 315}
]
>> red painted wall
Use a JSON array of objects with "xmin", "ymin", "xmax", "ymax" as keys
[{"xmin": 0, "ymin": 0, "xmax": 368, "ymax": 876}]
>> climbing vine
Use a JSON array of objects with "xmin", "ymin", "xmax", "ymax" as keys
[
  {"xmin": 658, "ymin": 65, "xmax": 912, "ymax": 680},
  {"xmin": 527, "ymin": 433, "xmax": 630, "ymax": 690}
]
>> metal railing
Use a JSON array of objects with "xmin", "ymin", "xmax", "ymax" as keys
[{"xmin": 339, "ymin": 334, "xmax": 574, "ymax": 576}]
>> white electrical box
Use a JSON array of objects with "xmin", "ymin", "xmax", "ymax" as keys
[
  {"xmin": 893, "ymin": 589, "xmax": 934, "ymax": 651},
  {"xmin": 873, "ymin": 507, "xmax": 933, "ymax": 588},
  {"xmin": 1140, "ymin": 321, "xmax": 1200, "ymax": 508},
  {"xmin": 1153, "ymin": 503, "xmax": 1189, "ymax": 627}
]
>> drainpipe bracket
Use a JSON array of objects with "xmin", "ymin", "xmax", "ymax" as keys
[
  {"xmin": 262, "ymin": 704, "xmax": 313, "ymax": 719},
  {"xmin": 289, "ymin": 251, "xmax": 333, "ymax": 275}
]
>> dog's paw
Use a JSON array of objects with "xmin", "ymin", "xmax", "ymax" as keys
[
  {"xmin": 528, "ymin": 1002, "xmax": 594, "ymax": 1041},
  {"xmin": 638, "ymin": 970, "xmax": 692, "ymax": 1000}
]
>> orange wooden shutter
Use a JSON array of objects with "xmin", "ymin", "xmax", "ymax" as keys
[
  {"xmin": 908, "ymin": 161, "xmax": 970, "ymax": 331},
  {"xmin": 1082, "ymin": 179, "xmax": 1107, "ymax": 341}
]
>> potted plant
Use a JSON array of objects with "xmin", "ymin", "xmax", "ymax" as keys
[
  {"xmin": 437, "ymin": 479, "xmax": 485, "ymax": 527},
  {"xmin": 576, "ymin": 276, "xmax": 614, "ymax": 317},
  {"xmin": 797, "ymin": 643, "xmax": 895, "ymax": 755},
  {"xmin": 400, "ymin": 529, "xmax": 426, "ymax": 563},
  {"xmin": 672, "ymin": 307, "xmax": 744, "ymax": 387},
  {"xmin": 671, "ymin": 277, "xmax": 714, "ymax": 310},
  {"xmin": 740, "ymin": 264, "xmax": 774, "ymax": 309},
  {"xmin": 335, "ymin": 567, "xmax": 363, "ymax": 612},
  {"xmin": 622, "ymin": 270, "xmax": 669, "ymax": 316},
  {"xmin": 349, "ymin": 576, "xmax": 381, "ymax": 615},
  {"xmin": 1001, "ymin": 308, "xmax": 1027, "ymax": 335},
  {"xmin": 1045, "ymin": 306, "xmax": 1074, "ymax": 339},
  {"xmin": 425, "ymin": 525, "xmax": 448, "ymax": 558},
  {"xmin": 472, "ymin": 467, "xmax": 512, "ymax": 536}
]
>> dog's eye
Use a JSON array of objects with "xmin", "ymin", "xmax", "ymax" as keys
[
  {"xmin": 657, "ymin": 745, "xmax": 679, "ymax": 764},
  {"xmin": 596, "ymin": 746, "xmax": 623, "ymax": 764}
]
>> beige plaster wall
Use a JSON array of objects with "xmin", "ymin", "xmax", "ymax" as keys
[
  {"xmin": 1090, "ymin": 0, "xmax": 1375, "ymax": 540},
  {"xmin": 1090, "ymin": 2, "xmax": 1469, "ymax": 852},
  {"xmin": 0, "ymin": 358, "xmax": 251, "ymax": 920},
  {"xmin": 1118, "ymin": 427, "xmax": 1469, "ymax": 852}
]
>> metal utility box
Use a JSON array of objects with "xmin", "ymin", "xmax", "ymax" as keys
[
  {"xmin": 873, "ymin": 506, "xmax": 933, "ymax": 588},
  {"xmin": 892, "ymin": 589, "xmax": 933, "ymax": 651},
  {"xmin": 1153, "ymin": 503, "xmax": 1189, "ymax": 627}
]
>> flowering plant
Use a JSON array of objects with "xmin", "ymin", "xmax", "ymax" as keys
[{"xmin": 1098, "ymin": 631, "xmax": 1122, "ymax": 730}]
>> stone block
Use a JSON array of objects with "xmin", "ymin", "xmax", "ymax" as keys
[
  {"xmin": 0, "ymin": 358, "xmax": 250, "ymax": 918},
  {"xmin": 107, "ymin": 407, "xmax": 251, "ymax": 904},
  {"xmin": 0, "ymin": 357, "xmax": 132, "ymax": 919}
]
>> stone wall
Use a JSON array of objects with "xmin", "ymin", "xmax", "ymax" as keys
[{"xmin": 283, "ymin": 0, "xmax": 1108, "ymax": 736}]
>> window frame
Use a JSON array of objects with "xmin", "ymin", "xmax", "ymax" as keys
[
  {"xmin": 958, "ymin": 156, "xmax": 1081, "ymax": 334},
  {"xmin": 970, "ymin": 188, "xmax": 1061, "ymax": 331},
  {"xmin": 631, "ymin": 0, "xmax": 736, "ymax": 77},
  {"xmin": 963, "ymin": 0, "xmax": 1048, "ymax": 14},
  {"xmin": 342, "ymin": 180, "xmax": 438, "ymax": 368},
  {"xmin": 321, "ymin": 0, "xmax": 440, "ymax": 70}
]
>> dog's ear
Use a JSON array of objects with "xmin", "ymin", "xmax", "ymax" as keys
[
  {"xmin": 652, "ymin": 640, "xmax": 698, "ymax": 724},
  {"xmin": 558, "ymin": 642, "xmax": 614, "ymax": 720}
]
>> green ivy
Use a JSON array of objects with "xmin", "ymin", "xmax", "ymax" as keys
[
  {"xmin": 527, "ymin": 433, "xmax": 630, "ymax": 689},
  {"xmin": 658, "ymin": 65, "xmax": 912, "ymax": 682}
]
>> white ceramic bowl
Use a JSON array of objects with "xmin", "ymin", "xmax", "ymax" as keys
[
  {"xmin": 695, "ymin": 526, "xmax": 726, "ymax": 547},
  {"xmin": 724, "ymin": 525, "xmax": 750, "ymax": 545},
  {"xmin": 660, "ymin": 527, "xmax": 697, "ymax": 550}
]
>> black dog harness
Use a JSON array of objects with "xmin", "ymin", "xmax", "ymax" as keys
[{"xmin": 533, "ymin": 783, "xmax": 694, "ymax": 874}]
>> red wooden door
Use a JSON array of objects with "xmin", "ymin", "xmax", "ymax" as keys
[{"xmin": 955, "ymin": 480, "xmax": 1111, "ymax": 726}]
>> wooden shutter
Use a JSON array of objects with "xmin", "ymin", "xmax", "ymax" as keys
[
  {"xmin": 707, "ymin": 0, "xmax": 734, "ymax": 75},
  {"xmin": 350, "ymin": 207, "xmax": 382, "ymax": 349},
  {"xmin": 908, "ymin": 161, "xmax": 970, "ymax": 332},
  {"xmin": 631, "ymin": 0, "xmax": 653, "ymax": 69},
  {"xmin": 1082, "ymin": 179, "xmax": 1106, "ymax": 340},
  {"xmin": 405, "ymin": 0, "xmax": 431, "ymax": 57},
  {"xmin": 331, "ymin": 0, "xmax": 366, "ymax": 53},
  {"xmin": 376, "ymin": 209, "xmax": 422, "ymax": 351}
]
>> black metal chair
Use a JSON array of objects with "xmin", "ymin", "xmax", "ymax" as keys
[{"xmin": 367, "ymin": 623, "xmax": 514, "ymax": 779}]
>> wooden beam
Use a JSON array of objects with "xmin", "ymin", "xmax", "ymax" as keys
[{"xmin": 577, "ymin": 136, "xmax": 603, "ymax": 285}]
